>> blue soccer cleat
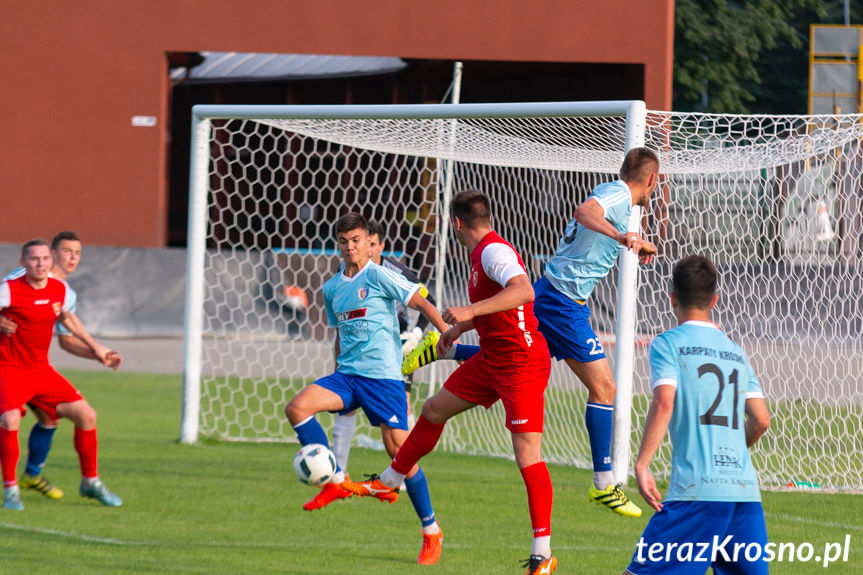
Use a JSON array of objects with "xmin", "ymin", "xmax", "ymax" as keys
[{"xmin": 80, "ymin": 479, "xmax": 123, "ymax": 507}]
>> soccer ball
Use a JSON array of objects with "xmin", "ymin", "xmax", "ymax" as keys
[{"xmin": 293, "ymin": 443, "xmax": 337, "ymax": 486}]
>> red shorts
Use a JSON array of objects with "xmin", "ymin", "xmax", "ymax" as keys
[
  {"xmin": 444, "ymin": 345, "xmax": 551, "ymax": 433},
  {"xmin": 0, "ymin": 364, "xmax": 84, "ymax": 421}
]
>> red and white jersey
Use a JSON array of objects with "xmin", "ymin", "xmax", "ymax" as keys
[
  {"xmin": 468, "ymin": 231, "xmax": 544, "ymax": 355},
  {"xmin": 0, "ymin": 276, "xmax": 71, "ymax": 368}
]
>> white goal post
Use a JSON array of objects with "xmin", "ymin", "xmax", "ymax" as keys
[{"xmin": 182, "ymin": 101, "xmax": 863, "ymax": 492}]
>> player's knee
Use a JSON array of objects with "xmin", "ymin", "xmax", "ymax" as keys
[
  {"xmin": 0, "ymin": 410, "xmax": 21, "ymax": 430},
  {"xmin": 284, "ymin": 399, "xmax": 307, "ymax": 424},
  {"xmin": 420, "ymin": 401, "xmax": 445, "ymax": 424},
  {"xmin": 589, "ymin": 377, "xmax": 615, "ymax": 403},
  {"xmin": 76, "ymin": 406, "xmax": 97, "ymax": 429}
]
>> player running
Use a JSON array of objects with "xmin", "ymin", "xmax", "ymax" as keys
[
  {"xmin": 0, "ymin": 231, "xmax": 122, "ymax": 501},
  {"xmin": 284, "ymin": 213, "xmax": 449, "ymax": 565},
  {"xmin": 0, "ymin": 239, "xmax": 122, "ymax": 510},
  {"xmin": 328, "ymin": 220, "xmax": 437, "ymax": 481},
  {"xmin": 404, "ymin": 147, "xmax": 659, "ymax": 518},
  {"xmin": 345, "ymin": 191, "xmax": 557, "ymax": 574},
  {"xmin": 624, "ymin": 255, "xmax": 770, "ymax": 574}
]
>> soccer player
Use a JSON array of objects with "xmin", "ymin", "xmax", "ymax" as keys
[
  {"xmin": 533, "ymin": 147, "xmax": 659, "ymax": 517},
  {"xmin": 0, "ymin": 239, "xmax": 122, "ymax": 510},
  {"xmin": 330, "ymin": 220, "xmax": 437, "ymax": 475},
  {"xmin": 403, "ymin": 148, "xmax": 659, "ymax": 518},
  {"xmin": 0, "ymin": 231, "xmax": 122, "ymax": 501},
  {"xmin": 346, "ymin": 191, "xmax": 557, "ymax": 574},
  {"xmin": 284, "ymin": 213, "xmax": 449, "ymax": 564},
  {"xmin": 624, "ymin": 255, "xmax": 770, "ymax": 575}
]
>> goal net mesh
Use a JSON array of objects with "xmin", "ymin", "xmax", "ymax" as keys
[{"xmin": 195, "ymin": 109, "xmax": 863, "ymax": 492}]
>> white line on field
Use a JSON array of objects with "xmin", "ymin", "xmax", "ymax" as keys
[
  {"xmin": 0, "ymin": 521, "xmax": 142, "ymax": 545},
  {"xmin": 765, "ymin": 512, "xmax": 863, "ymax": 532}
]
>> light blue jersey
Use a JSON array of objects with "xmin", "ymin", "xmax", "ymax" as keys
[
  {"xmin": 323, "ymin": 260, "xmax": 420, "ymax": 381},
  {"xmin": 4, "ymin": 267, "xmax": 77, "ymax": 336},
  {"xmin": 649, "ymin": 320, "xmax": 764, "ymax": 502},
  {"xmin": 545, "ymin": 180, "xmax": 632, "ymax": 301}
]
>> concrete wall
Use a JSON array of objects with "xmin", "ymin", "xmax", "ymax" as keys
[{"xmin": 0, "ymin": 1, "xmax": 674, "ymax": 247}]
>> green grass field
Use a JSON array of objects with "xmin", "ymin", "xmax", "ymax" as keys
[{"xmin": 0, "ymin": 370, "xmax": 859, "ymax": 574}]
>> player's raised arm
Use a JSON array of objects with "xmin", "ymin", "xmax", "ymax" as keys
[
  {"xmin": 633, "ymin": 384, "xmax": 675, "ymax": 511},
  {"xmin": 443, "ymin": 274, "xmax": 534, "ymax": 325}
]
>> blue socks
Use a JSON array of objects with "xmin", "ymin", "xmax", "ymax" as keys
[
  {"xmin": 25, "ymin": 423, "xmax": 56, "ymax": 477},
  {"xmin": 405, "ymin": 467, "xmax": 436, "ymax": 527},
  {"xmin": 453, "ymin": 344, "xmax": 480, "ymax": 362},
  {"xmin": 293, "ymin": 416, "xmax": 342, "ymax": 473},
  {"xmin": 585, "ymin": 403, "xmax": 613, "ymax": 472}
]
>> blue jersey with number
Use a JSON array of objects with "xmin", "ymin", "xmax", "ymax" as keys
[
  {"xmin": 649, "ymin": 320, "xmax": 764, "ymax": 502},
  {"xmin": 4, "ymin": 267, "xmax": 77, "ymax": 336},
  {"xmin": 544, "ymin": 180, "xmax": 632, "ymax": 301},
  {"xmin": 322, "ymin": 261, "xmax": 420, "ymax": 381}
]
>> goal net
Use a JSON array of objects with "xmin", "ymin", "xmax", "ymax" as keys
[{"xmin": 182, "ymin": 103, "xmax": 863, "ymax": 492}]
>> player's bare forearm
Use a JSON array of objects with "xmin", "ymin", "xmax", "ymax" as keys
[
  {"xmin": 444, "ymin": 275, "xmax": 533, "ymax": 324},
  {"xmin": 635, "ymin": 385, "xmax": 675, "ymax": 511},
  {"xmin": 408, "ymin": 291, "xmax": 448, "ymax": 334},
  {"xmin": 58, "ymin": 311, "xmax": 113, "ymax": 365},
  {"xmin": 58, "ymin": 334, "xmax": 99, "ymax": 359},
  {"xmin": 634, "ymin": 387, "xmax": 674, "ymax": 474},
  {"xmin": 744, "ymin": 397, "xmax": 770, "ymax": 447}
]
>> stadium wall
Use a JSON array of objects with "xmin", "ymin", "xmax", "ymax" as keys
[{"xmin": 0, "ymin": 1, "xmax": 674, "ymax": 248}]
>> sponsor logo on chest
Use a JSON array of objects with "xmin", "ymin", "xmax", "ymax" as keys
[
  {"xmin": 336, "ymin": 308, "xmax": 367, "ymax": 322},
  {"xmin": 471, "ymin": 267, "xmax": 479, "ymax": 287}
]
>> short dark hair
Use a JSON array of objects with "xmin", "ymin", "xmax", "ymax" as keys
[
  {"xmin": 51, "ymin": 230, "xmax": 81, "ymax": 251},
  {"xmin": 366, "ymin": 221, "xmax": 385, "ymax": 240},
  {"xmin": 21, "ymin": 238, "xmax": 50, "ymax": 260},
  {"xmin": 451, "ymin": 190, "xmax": 491, "ymax": 228},
  {"xmin": 672, "ymin": 255, "xmax": 718, "ymax": 309},
  {"xmin": 334, "ymin": 212, "xmax": 368, "ymax": 236},
  {"xmin": 619, "ymin": 147, "xmax": 659, "ymax": 182}
]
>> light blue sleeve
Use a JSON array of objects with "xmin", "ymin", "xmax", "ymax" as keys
[
  {"xmin": 323, "ymin": 283, "xmax": 337, "ymax": 327},
  {"xmin": 745, "ymin": 361, "xmax": 763, "ymax": 397},
  {"xmin": 55, "ymin": 286, "xmax": 77, "ymax": 336},
  {"xmin": 648, "ymin": 334, "xmax": 679, "ymax": 388},
  {"xmin": 370, "ymin": 266, "xmax": 419, "ymax": 305}
]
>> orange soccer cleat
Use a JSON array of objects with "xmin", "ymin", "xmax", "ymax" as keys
[
  {"xmin": 416, "ymin": 527, "xmax": 444, "ymax": 565},
  {"xmin": 302, "ymin": 481, "xmax": 353, "ymax": 511},
  {"xmin": 521, "ymin": 553, "xmax": 557, "ymax": 575},
  {"xmin": 340, "ymin": 474, "xmax": 399, "ymax": 504}
]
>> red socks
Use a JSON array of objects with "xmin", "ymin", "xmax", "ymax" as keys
[
  {"xmin": 520, "ymin": 461, "xmax": 553, "ymax": 537},
  {"xmin": 74, "ymin": 427, "xmax": 99, "ymax": 478},
  {"xmin": 391, "ymin": 415, "xmax": 445, "ymax": 475},
  {"xmin": 0, "ymin": 428, "xmax": 19, "ymax": 487}
]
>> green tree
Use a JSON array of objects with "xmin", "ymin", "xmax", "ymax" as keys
[
  {"xmin": 751, "ymin": 1, "xmax": 863, "ymax": 113},
  {"xmin": 674, "ymin": 0, "xmax": 826, "ymax": 113}
]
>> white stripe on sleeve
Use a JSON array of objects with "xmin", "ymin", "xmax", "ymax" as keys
[
  {"xmin": 651, "ymin": 377, "xmax": 677, "ymax": 390},
  {"xmin": 0, "ymin": 282, "xmax": 9, "ymax": 308}
]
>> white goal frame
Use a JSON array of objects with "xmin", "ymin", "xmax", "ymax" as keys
[{"xmin": 180, "ymin": 100, "xmax": 648, "ymax": 486}]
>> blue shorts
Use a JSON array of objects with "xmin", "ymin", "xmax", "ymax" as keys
[
  {"xmin": 627, "ymin": 501, "xmax": 768, "ymax": 575},
  {"xmin": 313, "ymin": 372, "xmax": 409, "ymax": 430},
  {"xmin": 533, "ymin": 276, "xmax": 606, "ymax": 362}
]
